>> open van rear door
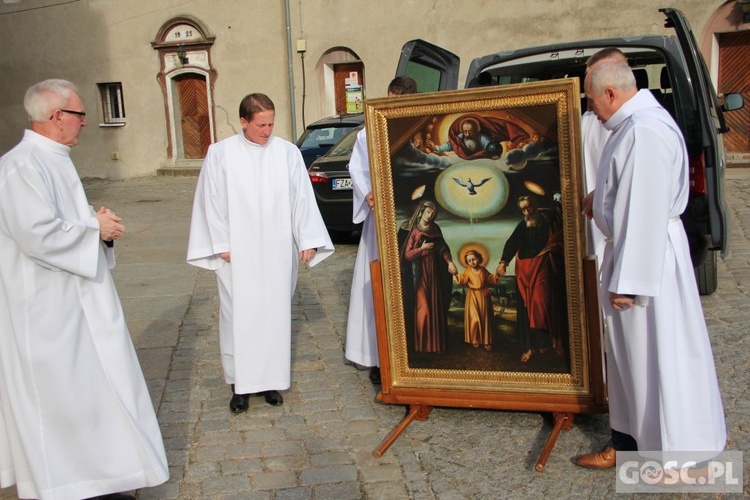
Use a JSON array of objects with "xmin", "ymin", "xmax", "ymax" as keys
[
  {"xmin": 661, "ymin": 7, "xmax": 729, "ymax": 256},
  {"xmin": 395, "ymin": 39, "xmax": 460, "ymax": 93}
]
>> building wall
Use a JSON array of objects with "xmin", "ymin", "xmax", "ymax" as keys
[{"xmin": 0, "ymin": 0, "xmax": 740, "ymax": 178}]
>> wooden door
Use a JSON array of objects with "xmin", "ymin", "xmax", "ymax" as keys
[
  {"xmin": 334, "ymin": 62, "xmax": 364, "ymax": 115},
  {"xmin": 175, "ymin": 73, "xmax": 211, "ymax": 158},
  {"xmin": 719, "ymin": 31, "xmax": 750, "ymax": 154}
]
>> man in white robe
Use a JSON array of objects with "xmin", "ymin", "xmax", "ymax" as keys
[
  {"xmin": 0, "ymin": 79, "xmax": 168, "ymax": 499},
  {"xmin": 582, "ymin": 111, "xmax": 610, "ymax": 261},
  {"xmin": 582, "ymin": 49, "xmax": 629, "ymax": 268},
  {"xmin": 187, "ymin": 93, "xmax": 334, "ymax": 413},
  {"xmin": 581, "ymin": 48, "xmax": 627, "ymax": 394},
  {"xmin": 575, "ymin": 61, "xmax": 725, "ymax": 468},
  {"xmin": 345, "ymin": 77, "xmax": 417, "ymax": 385}
]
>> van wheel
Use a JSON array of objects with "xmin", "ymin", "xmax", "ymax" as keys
[{"xmin": 695, "ymin": 250, "xmax": 718, "ymax": 296}]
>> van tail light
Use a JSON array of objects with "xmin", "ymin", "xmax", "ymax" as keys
[
  {"xmin": 689, "ymin": 152, "xmax": 707, "ymax": 195},
  {"xmin": 309, "ymin": 172, "xmax": 329, "ymax": 184}
]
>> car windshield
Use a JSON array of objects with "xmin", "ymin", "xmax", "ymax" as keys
[
  {"xmin": 297, "ymin": 125, "xmax": 355, "ymax": 150},
  {"xmin": 325, "ymin": 127, "xmax": 362, "ymax": 157}
]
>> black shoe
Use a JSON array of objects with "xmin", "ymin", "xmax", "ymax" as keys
[
  {"xmin": 262, "ymin": 390, "xmax": 283, "ymax": 406},
  {"xmin": 369, "ymin": 367, "xmax": 381, "ymax": 385},
  {"xmin": 230, "ymin": 385, "xmax": 250, "ymax": 413}
]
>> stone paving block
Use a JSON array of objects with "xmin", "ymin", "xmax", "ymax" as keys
[
  {"xmin": 197, "ymin": 417, "xmax": 232, "ymax": 434},
  {"xmin": 259, "ymin": 440, "xmax": 305, "ymax": 458},
  {"xmin": 274, "ymin": 487, "xmax": 314, "ymax": 500},
  {"xmin": 193, "ymin": 443, "xmax": 230, "ymax": 462},
  {"xmin": 310, "ymin": 482, "xmax": 362, "ymax": 500},
  {"xmin": 346, "ymin": 419, "xmax": 380, "ymax": 436},
  {"xmin": 360, "ymin": 463, "xmax": 404, "ymax": 483},
  {"xmin": 220, "ymin": 458, "xmax": 263, "ymax": 475},
  {"xmin": 309, "ymin": 451, "xmax": 353, "ymax": 467},
  {"xmin": 184, "ymin": 462, "xmax": 220, "ymax": 481},
  {"xmin": 201, "ymin": 474, "xmax": 253, "ymax": 495},
  {"xmin": 229, "ymin": 417, "xmax": 276, "ymax": 434},
  {"xmin": 263, "ymin": 453, "xmax": 310, "ymax": 472},
  {"xmin": 162, "ymin": 435, "xmax": 190, "ymax": 451},
  {"xmin": 361, "ymin": 481, "xmax": 410, "ymax": 499},
  {"xmin": 215, "ymin": 492, "xmax": 272, "ymax": 500},
  {"xmin": 304, "ymin": 410, "xmax": 343, "ymax": 426},
  {"xmin": 251, "ymin": 471, "xmax": 299, "ymax": 490},
  {"xmin": 342, "ymin": 407, "xmax": 379, "ymax": 421},
  {"xmin": 225, "ymin": 441, "xmax": 264, "ymax": 460},
  {"xmin": 298, "ymin": 388, "xmax": 336, "ymax": 402},
  {"xmin": 299, "ymin": 465, "xmax": 358, "ymax": 485},
  {"xmin": 157, "ymin": 410, "xmax": 196, "ymax": 425},
  {"xmin": 196, "ymin": 430, "xmax": 247, "ymax": 447}
]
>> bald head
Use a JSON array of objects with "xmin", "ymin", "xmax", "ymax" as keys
[{"xmin": 586, "ymin": 47, "xmax": 627, "ymax": 68}]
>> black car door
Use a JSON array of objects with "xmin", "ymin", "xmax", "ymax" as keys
[
  {"xmin": 661, "ymin": 7, "xmax": 729, "ymax": 256},
  {"xmin": 395, "ymin": 39, "xmax": 460, "ymax": 93}
]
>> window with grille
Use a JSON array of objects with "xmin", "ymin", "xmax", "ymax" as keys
[{"xmin": 98, "ymin": 82, "xmax": 126, "ymax": 125}]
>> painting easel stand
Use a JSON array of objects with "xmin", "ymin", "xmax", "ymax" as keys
[
  {"xmin": 373, "ymin": 405, "xmax": 432, "ymax": 458},
  {"xmin": 373, "ymin": 405, "xmax": 572, "ymax": 471},
  {"xmin": 369, "ymin": 258, "xmax": 606, "ymax": 470}
]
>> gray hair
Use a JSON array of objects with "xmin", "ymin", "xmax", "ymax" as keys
[
  {"xmin": 24, "ymin": 79, "xmax": 79, "ymax": 122},
  {"xmin": 587, "ymin": 60, "xmax": 636, "ymax": 96}
]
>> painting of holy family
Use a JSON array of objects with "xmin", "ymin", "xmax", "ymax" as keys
[{"xmin": 366, "ymin": 79, "xmax": 604, "ymax": 405}]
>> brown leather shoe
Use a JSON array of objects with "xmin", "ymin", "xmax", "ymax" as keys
[{"xmin": 574, "ymin": 445, "xmax": 616, "ymax": 469}]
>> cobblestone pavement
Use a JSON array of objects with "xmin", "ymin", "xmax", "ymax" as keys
[{"xmin": 2, "ymin": 171, "xmax": 749, "ymax": 499}]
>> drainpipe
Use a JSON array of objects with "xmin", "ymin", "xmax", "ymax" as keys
[{"xmin": 284, "ymin": 0, "xmax": 297, "ymax": 140}]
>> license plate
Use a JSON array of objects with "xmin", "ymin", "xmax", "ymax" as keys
[{"xmin": 332, "ymin": 178, "xmax": 353, "ymax": 190}]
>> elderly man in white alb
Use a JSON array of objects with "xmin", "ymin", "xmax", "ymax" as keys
[
  {"xmin": 0, "ymin": 79, "xmax": 168, "ymax": 500},
  {"xmin": 576, "ymin": 60, "xmax": 725, "ymax": 471}
]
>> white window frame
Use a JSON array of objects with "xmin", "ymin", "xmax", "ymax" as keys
[{"xmin": 98, "ymin": 82, "xmax": 126, "ymax": 126}]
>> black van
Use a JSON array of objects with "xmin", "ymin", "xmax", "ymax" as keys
[{"xmin": 395, "ymin": 7, "xmax": 743, "ymax": 295}]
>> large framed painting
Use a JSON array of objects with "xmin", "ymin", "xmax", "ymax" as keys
[{"xmin": 366, "ymin": 79, "xmax": 606, "ymax": 416}]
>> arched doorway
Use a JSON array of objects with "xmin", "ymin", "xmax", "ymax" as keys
[
  {"xmin": 172, "ymin": 72, "xmax": 212, "ymax": 159},
  {"xmin": 152, "ymin": 16, "xmax": 217, "ymax": 171},
  {"xmin": 315, "ymin": 48, "xmax": 364, "ymax": 117}
]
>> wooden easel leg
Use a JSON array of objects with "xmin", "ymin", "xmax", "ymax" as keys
[
  {"xmin": 535, "ymin": 412, "xmax": 574, "ymax": 472},
  {"xmin": 373, "ymin": 405, "xmax": 432, "ymax": 458}
]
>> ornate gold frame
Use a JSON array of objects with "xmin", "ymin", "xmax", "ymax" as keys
[{"xmin": 366, "ymin": 79, "xmax": 606, "ymax": 411}]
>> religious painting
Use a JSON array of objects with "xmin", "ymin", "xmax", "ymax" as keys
[{"xmin": 367, "ymin": 79, "xmax": 605, "ymax": 410}]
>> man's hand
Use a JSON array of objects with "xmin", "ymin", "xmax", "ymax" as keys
[
  {"xmin": 447, "ymin": 261, "xmax": 458, "ymax": 275},
  {"xmin": 299, "ymin": 248, "xmax": 317, "ymax": 264},
  {"xmin": 609, "ymin": 292, "xmax": 635, "ymax": 311},
  {"xmin": 496, "ymin": 261, "xmax": 507, "ymax": 277},
  {"xmin": 95, "ymin": 206, "xmax": 124, "ymax": 242},
  {"xmin": 365, "ymin": 192, "xmax": 374, "ymax": 212},
  {"xmin": 220, "ymin": 252, "xmax": 231, "ymax": 263},
  {"xmin": 582, "ymin": 191, "xmax": 595, "ymax": 219}
]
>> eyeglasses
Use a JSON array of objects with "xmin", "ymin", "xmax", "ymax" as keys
[
  {"xmin": 50, "ymin": 109, "xmax": 87, "ymax": 120},
  {"xmin": 61, "ymin": 109, "xmax": 86, "ymax": 119}
]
